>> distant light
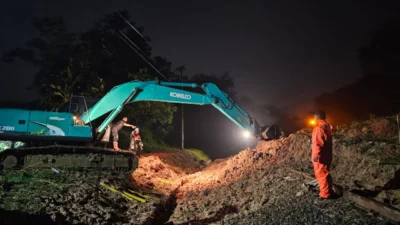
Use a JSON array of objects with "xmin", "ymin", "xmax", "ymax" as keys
[
  {"xmin": 310, "ymin": 120, "xmax": 316, "ymax": 125},
  {"xmin": 73, "ymin": 116, "xmax": 77, "ymax": 120},
  {"xmin": 243, "ymin": 130, "xmax": 251, "ymax": 138}
]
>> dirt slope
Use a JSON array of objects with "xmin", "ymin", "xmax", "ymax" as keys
[
  {"xmin": 1, "ymin": 117, "xmax": 399, "ymax": 225},
  {"xmin": 163, "ymin": 117, "xmax": 400, "ymax": 224},
  {"xmin": 0, "ymin": 150, "xmax": 204, "ymax": 225}
]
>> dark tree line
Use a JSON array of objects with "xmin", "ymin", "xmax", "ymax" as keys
[
  {"xmin": 315, "ymin": 18, "xmax": 400, "ymax": 125},
  {"xmin": 1, "ymin": 11, "xmax": 180, "ymax": 147},
  {"xmin": 1, "ymin": 11, "xmax": 240, "ymax": 153}
]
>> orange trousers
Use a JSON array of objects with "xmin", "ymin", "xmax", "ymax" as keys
[{"xmin": 313, "ymin": 162, "xmax": 333, "ymax": 198}]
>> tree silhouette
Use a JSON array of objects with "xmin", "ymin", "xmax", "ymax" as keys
[
  {"xmin": 2, "ymin": 11, "xmax": 174, "ymax": 108},
  {"xmin": 2, "ymin": 11, "xmax": 178, "ymax": 147},
  {"xmin": 3, "ymin": 17, "xmax": 76, "ymax": 100}
]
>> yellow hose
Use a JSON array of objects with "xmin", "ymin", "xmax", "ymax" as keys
[
  {"xmin": 100, "ymin": 182, "xmax": 146, "ymax": 203},
  {"xmin": 123, "ymin": 192, "xmax": 146, "ymax": 203},
  {"xmin": 128, "ymin": 189, "xmax": 152, "ymax": 199}
]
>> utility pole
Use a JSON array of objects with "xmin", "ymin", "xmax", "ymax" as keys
[
  {"xmin": 181, "ymin": 69, "xmax": 184, "ymax": 151},
  {"xmin": 175, "ymin": 66, "xmax": 186, "ymax": 151},
  {"xmin": 397, "ymin": 114, "xmax": 400, "ymax": 145}
]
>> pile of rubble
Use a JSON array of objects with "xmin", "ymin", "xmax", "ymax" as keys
[{"xmin": 164, "ymin": 117, "xmax": 400, "ymax": 224}]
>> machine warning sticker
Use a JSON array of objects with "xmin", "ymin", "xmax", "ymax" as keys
[{"xmin": 0, "ymin": 126, "xmax": 15, "ymax": 131}]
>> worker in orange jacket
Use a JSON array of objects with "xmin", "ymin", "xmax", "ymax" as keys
[{"xmin": 312, "ymin": 110, "xmax": 336, "ymax": 199}]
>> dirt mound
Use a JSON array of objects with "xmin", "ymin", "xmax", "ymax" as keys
[
  {"xmin": 0, "ymin": 150, "xmax": 204, "ymax": 225},
  {"xmin": 1, "ymin": 117, "xmax": 399, "ymax": 224},
  {"xmin": 274, "ymin": 118, "xmax": 400, "ymax": 208},
  {"xmin": 131, "ymin": 150, "xmax": 204, "ymax": 196},
  {"xmin": 166, "ymin": 117, "xmax": 400, "ymax": 224},
  {"xmin": 142, "ymin": 150, "xmax": 205, "ymax": 174},
  {"xmin": 170, "ymin": 165, "xmax": 393, "ymax": 225},
  {"xmin": 131, "ymin": 155, "xmax": 185, "ymax": 196},
  {"xmin": 339, "ymin": 117, "xmax": 398, "ymax": 140}
]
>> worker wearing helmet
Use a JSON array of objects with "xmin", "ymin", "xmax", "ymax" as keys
[
  {"xmin": 311, "ymin": 110, "xmax": 336, "ymax": 199},
  {"xmin": 111, "ymin": 117, "xmax": 136, "ymax": 151}
]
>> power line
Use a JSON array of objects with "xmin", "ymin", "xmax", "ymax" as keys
[
  {"xmin": 118, "ymin": 30, "xmax": 151, "ymax": 63},
  {"xmin": 114, "ymin": 12, "xmax": 169, "ymax": 81},
  {"xmin": 115, "ymin": 31, "xmax": 168, "ymax": 81},
  {"xmin": 117, "ymin": 12, "xmax": 146, "ymax": 41}
]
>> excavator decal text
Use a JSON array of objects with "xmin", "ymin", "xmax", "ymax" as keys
[
  {"xmin": 1, "ymin": 126, "xmax": 15, "ymax": 131},
  {"xmin": 170, "ymin": 92, "xmax": 191, "ymax": 100}
]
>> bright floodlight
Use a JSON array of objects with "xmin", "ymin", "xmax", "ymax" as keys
[{"xmin": 243, "ymin": 130, "xmax": 251, "ymax": 138}]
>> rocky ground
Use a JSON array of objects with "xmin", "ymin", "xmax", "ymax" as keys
[{"xmin": 0, "ymin": 117, "xmax": 399, "ymax": 224}]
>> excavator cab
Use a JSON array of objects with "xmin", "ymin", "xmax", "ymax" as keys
[{"xmin": 56, "ymin": 96, "xmax": 100, "ymax": 126}]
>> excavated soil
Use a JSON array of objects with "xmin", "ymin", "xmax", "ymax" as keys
[
  {"xmin": 1, "ymin": 117, "xmax": 399, "ymax": 224},
  {"xmin": 0, "ymin": 150, "xmax": 204, "ymax": 225},
  {"xmin": 166, "ymin": 117, "xmax": 400, "ymax": 224},
  {"xmin": 0, "ymin": 170, "xmax": 164, "ymax": 225}
]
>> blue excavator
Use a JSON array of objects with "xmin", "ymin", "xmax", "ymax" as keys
[{"xmin": 0, "ymin": 80, "xmax": 281, "ymax": 173}]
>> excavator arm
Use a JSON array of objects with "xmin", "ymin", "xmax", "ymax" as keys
[{"xmin": 80, "ymin": 80, "xmax": 276, "ymax": 140}]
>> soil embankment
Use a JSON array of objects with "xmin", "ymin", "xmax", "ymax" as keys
[{"xmin": 1, "ymin": 117, "xmax": 399, "ymax": 224}]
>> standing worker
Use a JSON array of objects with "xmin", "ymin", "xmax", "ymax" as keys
[
  {"xmin": 112, "ymin": 117, "xmax": 136, "ymax": 151},
  {"xmin": 311, "ymin": 110, "xmax": 337, "ymax": 199},
  {"xmin": 130, "ymin": 128, "xmax": 144, "ymax": 157}
]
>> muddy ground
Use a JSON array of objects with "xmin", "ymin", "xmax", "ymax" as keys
[
  {"xmin": 0, "ymin": 150, "xmax": 204, "ymax": 225},
  {"xmin": 0, "ymin": 117, "xmax": 399, "ymax": 224}
]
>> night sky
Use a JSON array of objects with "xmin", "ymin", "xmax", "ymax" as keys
[{"xmin": 1, "ymin": 0, "xmax": 399, "ymax": 118}]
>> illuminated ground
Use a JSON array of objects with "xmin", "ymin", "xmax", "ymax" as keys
[{"xmin": 1, "ymin": 117, "xmax": 399, "ymax": 224}]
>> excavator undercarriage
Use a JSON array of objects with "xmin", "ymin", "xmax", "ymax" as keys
[{"xmin": 0, "ymin": 144, "xmax": 137, "ymax": 174}]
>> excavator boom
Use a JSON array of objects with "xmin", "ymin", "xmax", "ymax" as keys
[{"xmin": 80, "ymin": 80, "xmax": 275, "ymax": 140}]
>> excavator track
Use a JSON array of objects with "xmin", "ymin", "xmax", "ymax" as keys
[{"xmin": 0, "ymin": 145, "xmax": 138, "ymax": 174}]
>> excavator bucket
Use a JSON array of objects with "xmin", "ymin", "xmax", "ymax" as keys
[
  {"xmin": 255, "ymin": 124, "xmax": 282, "ymax": 154},
  {"xmin": 260, "ymin": 124, "xmax": 282, "ymax": 140}
]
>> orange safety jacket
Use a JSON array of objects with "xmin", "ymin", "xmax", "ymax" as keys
[{"xmin": 311, "ymin": 120, "xmax": 333, "ymax": 165}]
